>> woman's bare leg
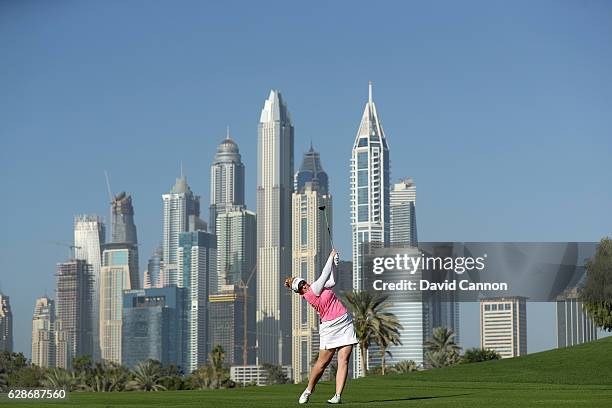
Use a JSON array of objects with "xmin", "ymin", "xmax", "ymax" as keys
[
  {"xmin": 306, "ymin": 348, "xmax": 335, "ymax": 392},
  {"xmin": 335, "ymin": 345, "xmax": 353, "ymax": 395}
]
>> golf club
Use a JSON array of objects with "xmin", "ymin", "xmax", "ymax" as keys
[{"xmin": 318, "ymin": 205, "xmax": 334, "ymax": 249}]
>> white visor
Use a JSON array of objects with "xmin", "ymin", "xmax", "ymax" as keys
[{"xmin": 291, "ymin": 277, "xmax": 305, "ymax": 293}]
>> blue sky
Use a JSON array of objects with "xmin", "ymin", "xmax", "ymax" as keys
[{"xmin": 1, "ymin": 0, "xmax": 611, "ymax": 357}]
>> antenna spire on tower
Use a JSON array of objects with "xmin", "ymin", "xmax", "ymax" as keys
[
  {"xmin": 368, "ymin": 80, "xmax": 373, "ymax": 104},
  {"xmin": 226, "ymin": 126, "xmax": 231, "ymax": 140}
]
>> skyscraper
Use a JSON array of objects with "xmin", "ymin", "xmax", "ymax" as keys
[
  {"xmin": 208, "ymin": 289, "xmax": 247, "ymax": 366},
  {"xmin": 54, "ymin": 319, "xmax": 70, "ymax": 369},
  {"xmin": 0, "ymin": 293, "xmax": 13, "ymax": 352},
  {"xmin": 383, "ymin": 247, "xmax": 425, "ymax": 367},
  {"xmin": 556, "ymin": 287, "xmax": 598, "ymax": 348},
  {"xmin": 291, "ymin": 146, "xmax": 332, "ymax": 382},
  {"xmin": 162, "ymin": 176, "xmax": 206, "ymax": 287},
  {"xmin": 111, "ymin": 191, "xmax": 138, "ymax": 245},
  {"xmin": 390, "ymin": 177, "xmax": 418, "ymax": 247},
  {"xmin": 209, "ymin": 128, "xmax": 245, "ymax": 233},
  {"xmin": 74, "ymin": 214, "xmax": 105, "ymax": 360},
  {"xmin": 480, "ymin": 297, "xmax": 527, "ymax": 358},
  {"xmin": 122, "ymin": 287, "xmax": 187, "ymax": 369},
  {"xmin": 31, "ymin": 296, "xmax": 56, "ymax": 368},
  {"xmin": 257, "ymin": 90, "xmax": 294, "ymax": 365},
  {"xmin": 144, "ymin": 246, "xmax": 163, "ymax": 289},
  {"xmin": 215, "ymin": 209, "xmax": 256, "ymax": 362},
  {"xmin": 387, "ymin": 178, "xmax": 423, "ymax": 366},
  {"xmin": 350, "ymin": 82, "xmax": 390, "ymax": 376},
  {"xmin": 216, "ymin": 208, "xmax": 256, "ymax": 292},
  {"xmin": 178, "ymin": 230, "xmax": 216, "ymax": 373},
  {"xmin": 56, "ymin": 259, "xmax": 94, "ymax": 359},
  {"xmin": 99, "ymin": 243, "xmax": 139, "ymax": 364}
]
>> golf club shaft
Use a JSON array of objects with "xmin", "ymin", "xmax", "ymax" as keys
[{"xmin": 322, "ymin": 208, "xmax": 334, "ymax": 249}]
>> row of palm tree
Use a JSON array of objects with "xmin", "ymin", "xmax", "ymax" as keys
[
  {"xmin": 343, "ymin": 291, "xmax": 493, "ymax": 374},
  {"xmin": 0, "ymin": 344, "xmax": 233, "ymax": 392},
  {"xmin": 41, "ymin": 360, "xmax": 164, "ymax": 392}
]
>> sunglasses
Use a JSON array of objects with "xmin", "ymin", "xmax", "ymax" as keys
[{"xmin": 297, "ymin": 280, "xmax": 307, "ymax": 293}]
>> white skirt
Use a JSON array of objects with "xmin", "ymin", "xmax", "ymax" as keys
[{"xmin": 319, "ymin": 313, "xmax": 358, "ymax": 350}]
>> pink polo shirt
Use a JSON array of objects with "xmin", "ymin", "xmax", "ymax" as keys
[{"xmin": 303, "ymin": 287, "xmax": 347, "ymax": 322}]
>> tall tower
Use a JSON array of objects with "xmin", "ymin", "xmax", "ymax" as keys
[
  {"xmin": 257, "ymin": 90, "xmax": 294, "ymax": 365},
  {"xmin": 111, "ymin": 192, "xmax": 138, "ymax": 245},
  {"xmin": 387, "ymin": 178, "xmax": 423, "ymax": 367},
  {"xmin": 56, "ymin": 259, "xmax": 94, "ymax": 359},
  {"xmin": 209, "ymin": 128, "xmax": 245, "ymax": 233},
  {"xmin": 99, "ymin": 243, "xmax": 139, "ymax": 364},
  {"xmin": 31, "ymin": 296, "xmax": 56, "ymax": 368},
  {"xmin": 161, "ymin": 176, "xmax": 206, "ymax": 287},
  {"xmin": 0, "ymin": 293, "xmax": 13, "ymax": 352},
  {"xmin": 350, "ymin": 82, "xmax": 390, "ymax": 376},
  {"xmin": 291, "ymin": 146, "xmax": 332, "ymax": 382},
  {"xmin": 178, "ymin": 230, "xmax": 216, "ymax": 373},
  {"xmin": 390, "ymin": 177, "xmax": 418, "ymax": 247},
  {"xmin": 74, "ymin": 214, "xmax": 105, "ymax": 360}
]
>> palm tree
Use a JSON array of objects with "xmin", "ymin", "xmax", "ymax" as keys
[
  {"xmin": 85, "ymin": 361, "xmax": 129, "ymax": 392},
  {"xmin": 190, "ymin": 365, "xmax": 213, "ymax": 390},
  {"xmin": 343, "ymin": 291, "xmax": 398, "ymax": 377},
  {"xmin": 372, "ymin": 309, "xmax": 402, "ymax": 375},
  {"xmin": 126, "ymin": 360, "xmax": 166, "ymax": 391},
  {"xmin": 209, "ymin": 345, "xmax": 226, "ymax": 389},
  {"xmin": 424, "ymin": 327, "xmax": 461, "ymax": 368},
  {"xmin": 42, "ymin": 368, "xmax": 77, "ymax": 391}
]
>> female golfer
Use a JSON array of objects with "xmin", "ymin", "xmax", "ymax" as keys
[{"xmin": 284, "ymin": 248, "xmax": 358, "ymax": 404}]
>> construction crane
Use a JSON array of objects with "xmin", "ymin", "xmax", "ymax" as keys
[
  {"xmin": 48, "ymin": 241, "xmax": 82, "ymax": 259},
  {"xmin": 238, "ymin": 265, "xmax": 257, "ymax": 369}
]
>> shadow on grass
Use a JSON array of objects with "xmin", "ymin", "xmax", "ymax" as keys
[{"xmin": 355, "ymin": 393, "xmax": 473, "ymax": 404}]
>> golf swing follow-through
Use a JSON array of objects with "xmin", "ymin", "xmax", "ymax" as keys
[{"xmin": 284, "ymin": 206, "xmax": 357, "ymax": 404}]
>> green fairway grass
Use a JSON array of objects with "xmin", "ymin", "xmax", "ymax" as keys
[{"xmin": 7, "ymin": 336, "xmax": 612, "ymax": 407}]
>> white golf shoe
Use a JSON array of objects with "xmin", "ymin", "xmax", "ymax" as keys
[
  {"xmin": 298, "ymin": 389, "xmax": 311, "ymax": 404},
  {"xmin": 327, "ymin": 394, "xmax": 342, "ymax": 404}
]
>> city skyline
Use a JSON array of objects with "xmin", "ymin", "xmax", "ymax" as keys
[{"xmin": 2, "ymin": 1, "xmax": 612, "ymax": 359}]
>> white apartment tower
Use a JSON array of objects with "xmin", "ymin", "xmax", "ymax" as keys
[
  {"xmin": 161, "ymin": 175, "xmax": 206, "ymax": 287},
  {"xmin": 74, "ymin": 214, "xmax": 105, "ymax": 360},
  {"xmin": 31, "ymin": 296, "xmax": 56, "ymax": 368},
  {"xmin": 390, "ymin": 177, "xmax": 418, "ymax": 247},
  {"xmin": 257, "ymin": 90, "xmax": 294, "ymax": 365},
  {"xmin": 209, "ymin": 128, "xmax": 246, "ymax": 234},
  {"xmin": 350, "ymin": 82, "xmax": 390, "ymax": 376},
  {"xmin": 480, "ymin": 297, "xmax": 527, "ymax": 358}
]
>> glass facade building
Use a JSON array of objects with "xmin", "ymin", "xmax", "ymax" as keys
[{"xmin": 122, "ymin": 287, "xmax": 187, "ymax": 369}]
